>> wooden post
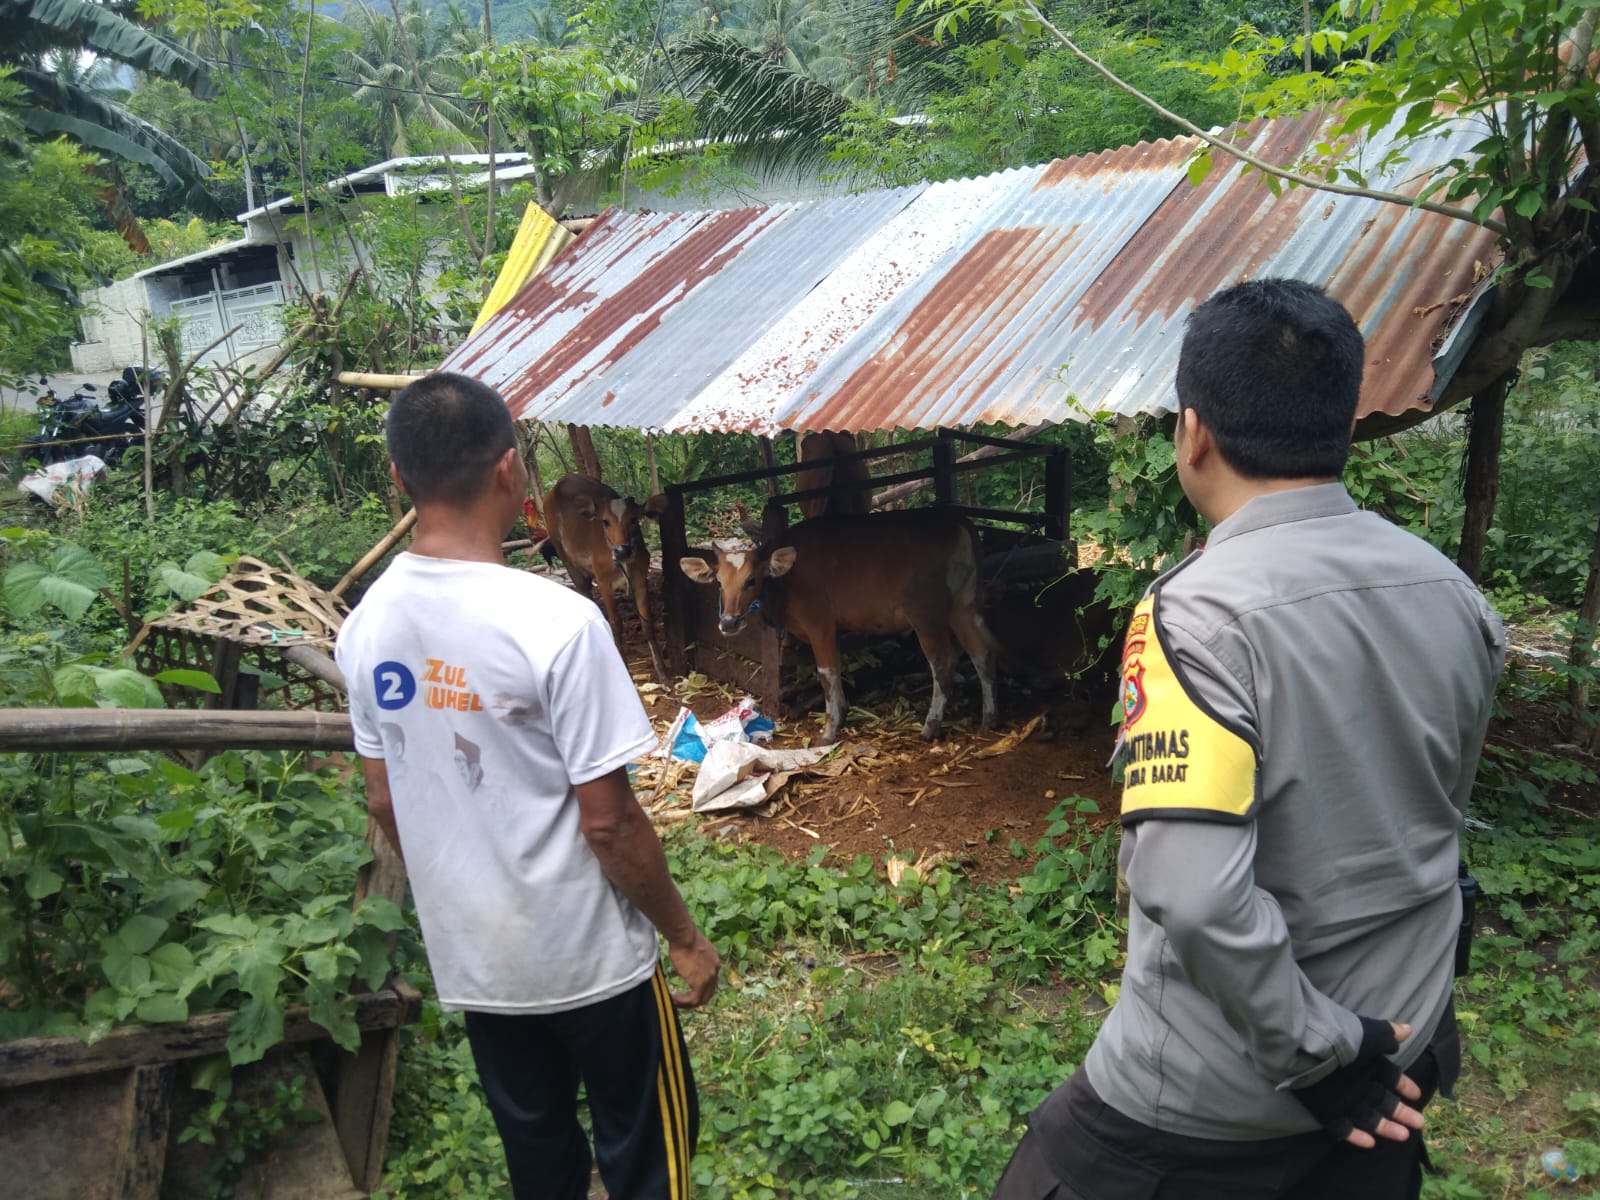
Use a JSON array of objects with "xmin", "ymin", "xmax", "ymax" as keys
[
  {"xmin": 335, "ymin": 809, "xmax": 410, "ymax": 1191},
  {"xmin": 117, "ymin": 1063, "xmax": 174, "ymax": 1200},
  {"xmin": 1043, "ymin": 447, "xmax": 1072, "ymax": 542},
  {"xmin": 567, "ymin": 423, "xmax": 602, "ymax": 480},
  {"xmin": 931, "ymin": 432, "xmax": 957, "ymax": 505},
  {"xmin": 757, "ymin": 436, "xmax": 780, "ymax": 497},
  {"xmin": 659, "ymin": 487, "xmax": 692, "ymax": 674},
  {"xmin": 1456, "ymin": 372, "xmax": 1512, "ymax": 584}
]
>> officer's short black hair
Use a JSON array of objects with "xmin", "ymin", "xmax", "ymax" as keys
[
  {"xmin": 1176, "ymin": 278, "xmax": 1364, "ymax": 479},
  {"xmin": 385, "ymin": 373, "xmax": 516, "ymax": 506}
]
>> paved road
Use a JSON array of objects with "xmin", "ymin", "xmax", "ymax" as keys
[{"xmin": 1, "ymin": 373, "xmax": 123, "ymax": 414}]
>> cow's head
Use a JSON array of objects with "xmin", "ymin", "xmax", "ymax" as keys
[
  {"xmin": 680, "ymin": 542, "xmax": 797, "ymax": 635},
  {"xmin": 575, "ymin": 492, "xmax": 670, "ymax": 566}
]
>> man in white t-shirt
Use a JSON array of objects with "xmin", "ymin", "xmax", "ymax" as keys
[{"xmin": 336, "ymin": 373, "xmax": 720, "ymax": 1200}]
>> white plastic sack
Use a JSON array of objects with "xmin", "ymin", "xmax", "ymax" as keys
[
  {"xmin": 18, "ymin": 454, "xmax": 106, "ymax": 504},
  {"xmin": 690, "ymin": 741, "xmax": 837, "ymax": 813}
]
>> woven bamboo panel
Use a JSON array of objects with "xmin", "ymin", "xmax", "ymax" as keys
[
  {"xmin": 126, "ymin": 558, "xmax": 350, "ymax": 714},
  {"xmin": 138, "ymin": 556, "xmax": 348, "ymax": 651}
]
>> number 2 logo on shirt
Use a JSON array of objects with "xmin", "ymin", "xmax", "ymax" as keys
[{"xmin": 373, "ymin": 662, "xmax": 417, "ymax": 710}]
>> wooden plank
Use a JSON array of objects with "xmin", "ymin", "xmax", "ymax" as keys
[
  {"xmin": 0, "ymin": 709, "xmax": 354, "ymax": 753},
  {"xmin": 334, "ymin": 1029, "xmax": 399, "ymax": 1192},
  {"xmin": 116, "ymin": 1063, "xmax": 173, "ymax": 1200},
  {"xmin": 0, "ymin": 987, "xmax": 420, "ymax": 1089}
]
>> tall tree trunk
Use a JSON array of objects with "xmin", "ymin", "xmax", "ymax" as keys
[
  {"xmin": 1566, "ymin": 493, "xmax": 1600, "ymax": 749},
  {"xmin": 1456, "ymin": 371, "xmax": 1514, "ymax": 584}
]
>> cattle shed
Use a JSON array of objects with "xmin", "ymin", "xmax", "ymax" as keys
[{"xmin": 440, "ymin": 106, "xmax": 1503, "ymax": 709}]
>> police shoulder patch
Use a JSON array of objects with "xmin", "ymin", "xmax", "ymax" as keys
[{"xmin": 1117, "ymin": 590, "xmax": 1257, "ymax": 824}]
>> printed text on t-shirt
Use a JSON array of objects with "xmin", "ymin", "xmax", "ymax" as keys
[{"xmin": 423, "ymin": 658, "xmax": 484, "ymax": 712}]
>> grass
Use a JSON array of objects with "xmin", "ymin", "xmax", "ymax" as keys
[{"xmin": 378, "ymin": 777, "xmax": 1600, "ymax": 1199}]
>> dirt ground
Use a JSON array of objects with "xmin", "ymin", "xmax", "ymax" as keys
[
  {"xmin": 616, "ymin": 632, "xmax": 1120, "ymax": 885},
  {"xmin": 560, "ymin": 562, "xmax": 1598, "ymax": 887}
]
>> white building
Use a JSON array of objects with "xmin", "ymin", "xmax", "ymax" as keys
[{"xmin": 69, "ymin": 149, "xmax": 849, "ymax": 374}]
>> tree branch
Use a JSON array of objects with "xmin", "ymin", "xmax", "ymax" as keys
[{"xmin": 1012, "ymin": 0, "xmax": 1511, "ymax": 238}]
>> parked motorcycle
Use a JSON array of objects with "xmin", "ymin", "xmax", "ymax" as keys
[{"xmin": 20, "ymin": 368, "xmax": 150, "ymax": 468}]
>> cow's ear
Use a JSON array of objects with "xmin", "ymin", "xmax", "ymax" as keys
[
  {"xmin": 575, "ymin": 496, "xmax": 599, "ymax": 520},
  {"xmin": 679, "ymin": 556, "xmax": 717, "ymax": 584},
  {"xmin": 767, "ymin": 546, "xmax": 798, "ymax": 577},
  {"xmin": 643, "ymin": 493, "xmax": 671, "ymax": 520}
]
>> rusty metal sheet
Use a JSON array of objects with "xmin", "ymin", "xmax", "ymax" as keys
[{"xmin": 439, "ymin": 108, "xmax": 1502, "ymax": 433}]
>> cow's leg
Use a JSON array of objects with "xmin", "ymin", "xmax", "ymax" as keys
[
  {"xmin": 590, "ymin": 564, "xmax": 629, "ymax": 654},
  {"xmin": 626, "ymin": 557, "xmax": 668, "ymax": 681},
  {"xmin": 951, "ymin": 606, "xmax": 1000, "ymax": 731},
  {"xmin": 810, "ymin": 626, "xmax": 848, "ymax": 744},
  {"xmin": 913, "ymin": 624, "xmax": 959, "ymax": 741}
]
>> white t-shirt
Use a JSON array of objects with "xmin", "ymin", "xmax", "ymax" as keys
[{"xmin": 336, "ymin": 553, "xmax": 660, "ymax": 1013}]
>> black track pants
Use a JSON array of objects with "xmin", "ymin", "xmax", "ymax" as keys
[{"xmin": 463, "ymin": 965, "xmax": 698, "ymax": 1200}]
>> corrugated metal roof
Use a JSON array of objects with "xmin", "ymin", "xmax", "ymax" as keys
[{"xmin": 440, "ymin": 109, "xmax": 1502, "ymax": 432}]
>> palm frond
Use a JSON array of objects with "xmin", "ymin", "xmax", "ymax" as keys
[
  {"xmin": 19, "ymin": 67, "xmax": 214, "ymax": 208},
  {"xmin": 14, "ymin": 0, "xmax": 214, "ymax": 97},
  {"xmin": 671, "ymin": 31, "xmax": 849, "ymax": 177}
]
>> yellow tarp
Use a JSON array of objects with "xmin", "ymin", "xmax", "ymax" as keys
[{"xmin": 471, "ymin": 203, "xmax": 576, "ymax": 334}]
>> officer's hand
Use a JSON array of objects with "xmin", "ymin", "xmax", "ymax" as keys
[
  {"xmin": 1343, "ymin": 1023, "xmax": 1424, "ymax": 1149},
  {"xmin": 667, "ymin": 929, "xmax": 721, "ymax": 1009},
  {"xmin": 1292, "ymin": 1018, "xmax": 1426, "ymax": 1148}
]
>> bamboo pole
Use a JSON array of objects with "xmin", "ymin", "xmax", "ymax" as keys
[
  {"xmin": 333, "ymin": 509, "xmax": 417, "ymax": 598},
  {"xmin": 335, "ymin": 372, "xmax": 428, "ymax": 392},
  {"xmin": 0, "ymin": 709, "xmax": 353, "ymax": 752}
]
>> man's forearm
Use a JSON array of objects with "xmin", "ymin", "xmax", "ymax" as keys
[{"xmin": 577, "ymin": 774, "xmax": 698, "ymax": 946}]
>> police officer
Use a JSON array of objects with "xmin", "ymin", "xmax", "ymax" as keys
[{"xmin": 992, "ymin": 279, "xmax": 1505, "ymax": 1200}]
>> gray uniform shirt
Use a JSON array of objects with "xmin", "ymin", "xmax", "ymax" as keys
[{"xmin": 1081, "ymin": 483, "xmax": 1504, "ymax": 1139}]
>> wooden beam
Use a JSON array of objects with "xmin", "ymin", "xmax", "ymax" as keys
[
  {"xmin": 0, "ymin": 987, "xmax": 420, "ymax": 1089},
  {"xmin": 0, "ymin": 709, "xmax": 354, "ymax": 753},
  {"xmin": 334, "ymin": 371, "xmax": 427, "ymax": 391}
]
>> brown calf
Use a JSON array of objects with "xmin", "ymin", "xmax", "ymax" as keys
[
  {"xmin": 796, "ymin": 431, "xmax": 871, "ymax": 519},
  {"xmin": 542, "ymin": 473, "xmax": 669, "ymax": 680},
  {"xmin": 679, "ymin": 510, "xmax": 999, "ymax": 743}
]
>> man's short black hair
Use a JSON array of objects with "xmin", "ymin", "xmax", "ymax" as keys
[
  {"xmin": 1175, "ymin": 278, "xmax": 1364, "ymax": 479},
  {"xmin": 386, "ymin": 373, "xmax": 517, "ymax": 506}
]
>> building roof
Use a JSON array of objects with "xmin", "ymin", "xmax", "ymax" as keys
[
  {"xmin": 236, "ymin": 153, "xmax": 534, "ymax": 223},
  {"xmin": 440, "ymin": 109, "xmax": 1503, "ymax": 433},
  {"xmin": 132, "ymin": 238, "xmax": 260, "ymax": 280}
]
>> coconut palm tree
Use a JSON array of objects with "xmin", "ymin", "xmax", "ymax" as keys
[{"xmin": 341, "ymin": 0, "xmax": 481, "ymax": 158}]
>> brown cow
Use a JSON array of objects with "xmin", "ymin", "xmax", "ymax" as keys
[
  {"xmin": 796, "ymin": 431, "xmax": 871, "ymax": 519},
  {"xmin": 679, "ymin": 510, "xmax": 999, "ymax": 743},
  {"xmin": 542, "ymin": 473, "xmax": 669, "ymax": 680}
]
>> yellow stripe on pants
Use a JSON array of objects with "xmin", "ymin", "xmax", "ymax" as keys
[{"xmin": 650, "ymin": 965, "xmax": 691, "ymax": 1199}]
